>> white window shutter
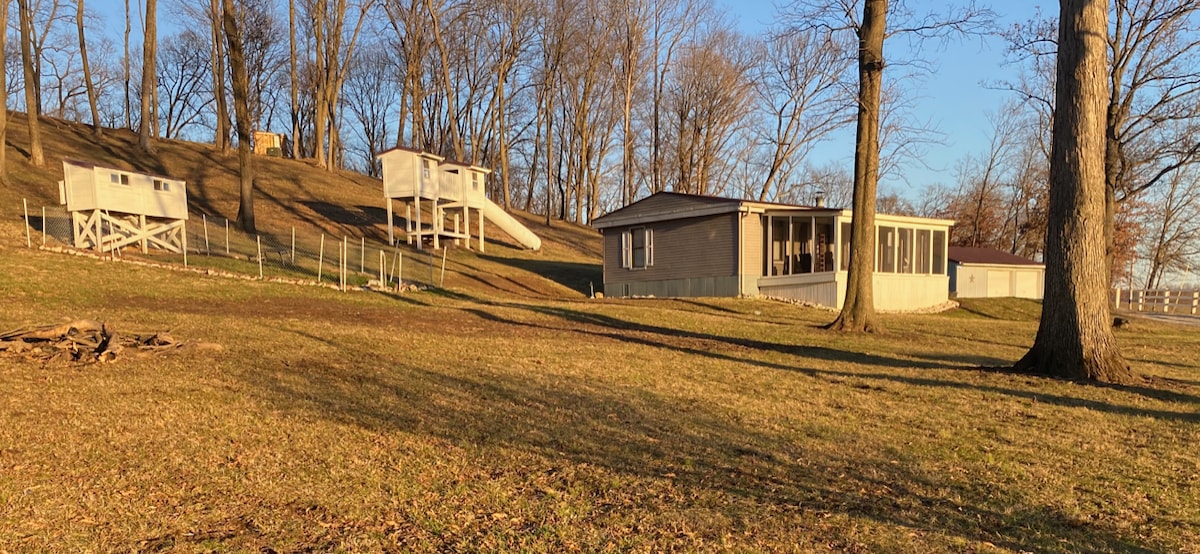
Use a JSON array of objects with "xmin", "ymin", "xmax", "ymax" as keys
[
  {"xmin": 645, "ymin": 229, "xmax": 654, "ymax": 267},
  {"xmin": 620, "ymin": 231, "xmax": 631, "ymax": 269}
]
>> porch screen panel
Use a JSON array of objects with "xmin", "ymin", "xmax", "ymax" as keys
[
  {"xmin": 933, "ymin": 230, "xmax": 946, "ymax": 274},
  {"xmin": 771, "ymin": 217, "xmax": 789, "ymax": 276},
  {"xmin": 792, "ymin": 217, "xmax": 812, "ymax": 274},
  {"xmin": 839, "ymin": 222, "xmax": 851, "ymax": 270},
  {"xmin": 877, "ymin": 226, "xmax": 896, "ymax": 273},
  {"xmin": 898, "ymin": 228, "xmax": 913, "ymax": 273},
  {"xmin": 815, "ymin": 218, "xmax": 834, "ymax": 272},
  {"xmin": 916, "ymin": 229, "xmax": 932, "ymax": 274}
]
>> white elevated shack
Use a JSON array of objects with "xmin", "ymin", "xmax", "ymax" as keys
[
  {"xmin": 58, "ymin": 159, "xmax": 188, "ymax": 253},
  {"xmin": 378, "ymin": 146, "xmax": 541, "ymax": 252}
]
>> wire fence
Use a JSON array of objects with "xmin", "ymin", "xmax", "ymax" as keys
[{"xmin": 21, "ymin": 200, "xmax": 452, "ymax": 292}]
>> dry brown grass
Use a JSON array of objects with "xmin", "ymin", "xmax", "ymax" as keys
[{"xmin": 1, "ymin": 119, "xmax": 1198, "ymax": 552}]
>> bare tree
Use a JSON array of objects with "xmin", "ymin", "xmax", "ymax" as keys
[
  {"xmin": 1014, "ymin": 0, "xmax": 1131, "ymax": 384},
  {"xmin": 751, "ymin": 28, "xmax": 854, "ymax": 201},
  {"xmin": 209, "ymin": 0, "xmax": 231, "ymax": 152},
  {"xmin": 223, "ymin": 0, "xmax": 256, "ymax": 233},
  {"xmin": 1144, "ymin": 164, "xmax": 1200, "ymax": 288},
  {"xmin": 341, "ymin": 43, "xmax": 396, "ymax": 176},
  {"xmin": 76, "ymin": 0, "xmax": 100, "ymax": 135},
  {"xmin": 0, "ymin": 0, "xmax": 9, "ymax": 183},
  {"xmin": 158, "ymin": 30, "xmax": 213, "ymax": 139},
  {"xmin": 17, "ymin": 0, "xmax": 44, "ymax": 167}
]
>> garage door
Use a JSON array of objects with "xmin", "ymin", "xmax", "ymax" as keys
[{"xmin": 987, "ymin": 270, "xmax": 1010, "ymax": 297}]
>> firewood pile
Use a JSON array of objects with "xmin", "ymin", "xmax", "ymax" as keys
[{"xmin": 0, "ymin": 320, "xmax": 196, "ymax": 363}]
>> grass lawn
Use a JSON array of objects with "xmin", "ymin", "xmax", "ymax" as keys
[{"xmin": 1, "ymin": 221, "xmax": 1197, "ymax": 553}]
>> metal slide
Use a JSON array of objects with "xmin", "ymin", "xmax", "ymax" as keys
[{"xmin": 482, "ymin": 197, "xmax": 542, "ymax": 251}]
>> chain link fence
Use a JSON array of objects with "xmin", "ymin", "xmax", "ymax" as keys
[{"xmin": 22, "ymin": 200, "xmax": 450, "ymax": 291}]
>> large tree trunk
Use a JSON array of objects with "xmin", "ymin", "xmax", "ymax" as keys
[
  {"xmin": 210, "ymin": 0, "xmax": 231, "ymax": 153},
  {"xmin": 1014, "ymin": 0, "xmax": 1131, "ymax": 384},
  {"xmin": 138, "ymin": 0, "xmax": 157, "ymax": 152},
  {"xmin": 827, "ymin": 0, "xmax": 885, "ymax": 333},
  {"xmin": 288, "ymin": 0, "xmax": 299, "ymax": 158},
  {"xmin": 0, "ymin": 0, "xmax": 9, "ymax": 183},
  {"xmin": 123, "ymin": 0, "xmax": 130, "ymax": 128},
  {"xmin": 77, "ymin": 0, "xmax": 101, "ymax": 136},
  {"xmin": 17, "ymin": 0, "xmax": 43, "ymax": 168},
  {"xmin": 223, "ymin": 0, "xmax": 255, "ymax": 234}
]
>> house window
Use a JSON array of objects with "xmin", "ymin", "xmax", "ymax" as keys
[
  {"xmin": 422, "ymin": 160, "xmax": 431, "ymax": 180},
  {"xmin": 472, "ymin": 173, "xmax": 481, "ymax": 191},
  {"xmin": 621, "ymin": 227, "xmax": 653, "ymax": 269},
  {"xmin": 111, "ymin": 173, "xmax": 129, "ymax": 185},
  {"xmin": 153, "ymin": 179, "xmax": 170, "ymax": 192}
]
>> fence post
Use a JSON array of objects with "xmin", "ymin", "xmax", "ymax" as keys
[
  {"xmin": 225, "ymin": 218, "xmax": 230, "ymax": 254},
  {"xmin": 291, "ymin": 227, "xmax": 296, "ymax": 264},
  {"xmin": 41, "ymin": 206, "xmax": 46, "ymax": 246},
  {"xmin": 1164, "ymin": 290, "xmax": 1172, "ymax": 313},
  {"xmin": 1112, "ymin": 288, "xmax": 1119, "ymax": 310},
  {"xmin": 318, "ymin": 234, "xmax": 325, "ymax": 283},
  {"xmin": 1192, "ymin": 291, "xmax": 1198, "ymax": 315},
  {"xmin": 257, "ymin": 236, "xmax": 264, "ymax": 279},
  {"xmin": 342, "ymin": 237, "xmax": 348, "ymax": 291},
  {"xmin": 440, "ymin": 246, "xmax": 448, "ymax": 287},
  {"xmin": 203, "ymin": 214, "xmax": 211, "ymax": 255},
  {"xmin": 361, "ymin": 237, "xmax": 365, "ymax": 273},
  {"xmin": 379, "ymin": 250, "xmax": 385, "ymax": 285},
  {"xmin": 397, "ymin": 250, "xmax": 403, "ymax": 292},
  {"xmin": 1136, "ymin": 290, "xmax": 1144, "ymax": 312},
  {"xmin": 182, "ymin": 221, "xmax": 188, "ymax": 267},
  {"xmin": 22, "ymin": 198, "xmax": 31, "ymax": 248}
]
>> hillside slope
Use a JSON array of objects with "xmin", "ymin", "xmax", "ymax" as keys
[{"xmin": 1, "ymin": 113, "xmax": 602, "ymax": 298}]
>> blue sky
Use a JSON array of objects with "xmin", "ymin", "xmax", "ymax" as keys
[{"xmin": 718, "ymin": 0, "xmax": 1052, "ymax": 199}]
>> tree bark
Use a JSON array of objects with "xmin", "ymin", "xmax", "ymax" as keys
[
  {"xmin": 0, "ymin": 0, "xmax": 9, "ymax": 183},
  {"xmin": 827, "ymin": 0, "xmax": 885, "ymax": 333},
  {"xmin": 77, "ymin": 0, "xmax": 101, "ymax": 136},
  {"xmin": 138, "ymin": 0, "xmax": 157, "ymax": 152},
  {"xmin": 1014, "ymin": 0, "xmax": 1132, "ymax": 384},
  {"xmin": 17, "ymin": 0, "xmax": 43, "ymax": 167},
  {"xmin": 223, "ymin": 0, "xmax": 255, "ymax": 234},
  {"xmin": 288, "ymin": 0, "xmax": 299, "ymax": 158},
  {"xmin": 210, "ymin": 0, "xmax": 231, "ymax": 153}
]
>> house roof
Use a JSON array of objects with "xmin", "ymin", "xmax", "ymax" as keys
[
  {"xmin": 591, "ymin": 191, "xmax": 954, "ymax": 229},
  {"xmin": 948, "ymin": 246, "xmax": 1042, "ymax": 267},
  {"xmin": 376, "ymin": 145, "xmax": 445, "ymax": 161}
]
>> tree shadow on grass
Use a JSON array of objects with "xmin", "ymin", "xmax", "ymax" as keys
[
  {"xmin": 240, "ymin": 339, "xmax": 1165, "ymax": 553},
  {"xmin": 479, "ymin": 254, "xmax": 601, "ymax": 297}
]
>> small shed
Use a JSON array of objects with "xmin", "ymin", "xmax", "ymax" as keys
[
  {"xmin": 948, "ymin": 247, "xmax": 1044, "ymax": 299},
  {"xmin": 253, "ymin": 131, "xmax": 284, "ymax": 156},
  {"xmin": 58, "ymin": 159, "xmax": 188, "ymax": 253}
]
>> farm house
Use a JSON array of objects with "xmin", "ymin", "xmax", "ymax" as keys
[
  {"xmin": 57, "ymin": 159, "xmax": 188, "ymax": 253},
  {"xmin": 591, "ymin": 192, "xmax": 955, "ymax": 311},
  {"xmin": 948, "ymin": 247, "xmax": 1045, "ymax": 299}
]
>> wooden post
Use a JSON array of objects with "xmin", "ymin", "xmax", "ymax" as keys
[
  {"xmin": 454, "ymin": 213, "xmax": 460, "ymax": 246},
  {"xmin": 464, "ymin": 207, "xmax": 471, "ymax": 250},
  {"xmin": 397, "ymin": 250, "xmax": 403, "ymax": 292},
  {"xmin": 433, "ymin": 206, "xmax": 440, "ymax": 250},
  {"xmin": 291, "ymin": 227, "xmax": 296, "ymax": 264},
  {"xmin": 1112, "ymin": 287, "xmax": 1119, "ymax": 310},
  {"xmin": 139, "ymin": 214, "xmax": 148, "ymax": 253},
  {"xmin": 257, "ymin": 236, "xmax": 264, "ymax": 279},
  {"xmin": 440, "ymin": 246, "xmax": 448, "ymax": 287},
  {"xmin": 41, "ymin": 206, "xmax": 46, "ymax": 246},
  {"xmin": 22, "ymin": 198, "xmax": 31, "ymax": 248},
  {"xmin": 360, "ymin": 237, "xmax": 365, "ymax": 273},
  {"xmin": 379, "ymin": 250, "xmax": 385, "ymax": 285},
  {"xmin": 389, "ymin": 244, "xmax": 399, "ymax": 285},
  {"xmin": 202, "ymin": 214, "xmax": 210, "ymax": 255},
  {"xmin": 182, "ymin": 221, "xmax": 188, "ymax": 267},
  {"xmin": 478, "ymin": 209, "xmax": 485, "ymax": 254},
  {"xmin": 1136, "ymin": 290, "xmax": 1144, "ymax": 312},
  {"xmin": 342, "ymin": 237, "xmax": 348, "ymax": 291},
  {"xmin": 387, "ymin": 199, "xmax": 394, "ymax": 245},
  {"xmin": 415, "ymin": 196, "xmax": 423, "ymax": 251},
  {"xmin": 318, "ymin": 234, "xmax": 325, "ymax": 283},
  {"xmin": 225, "ymin": 218, "xmax": 230, "ymax": 254},
  {"xmin": 1192, "ymin": 291, "xmax": 1198, "ymax": 315},
  {"xmin": 405, "ymin": 205, "xmax": 413, "ymax": 245}
]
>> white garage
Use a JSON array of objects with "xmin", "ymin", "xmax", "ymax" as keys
[{"xmin": 948, "ymin": 247, "xmax": 1044, "ymax": 299}]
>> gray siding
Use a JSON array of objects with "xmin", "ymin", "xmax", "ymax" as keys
[{"xmin": 604, "ymin": 213, "xmax": 739, "ymax": 296}]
